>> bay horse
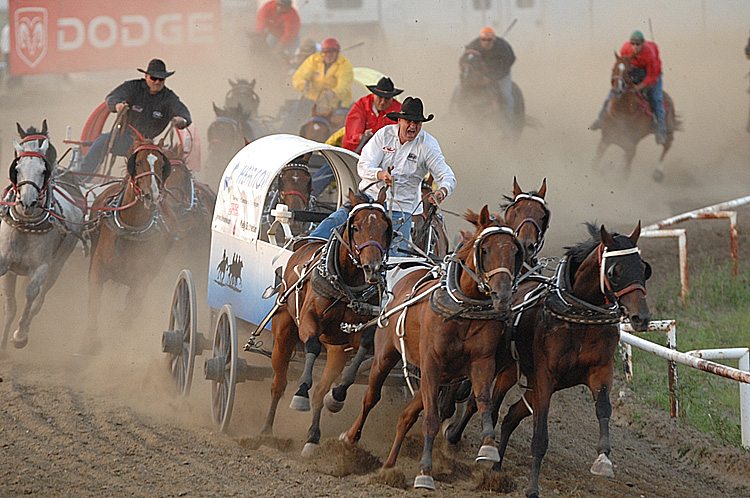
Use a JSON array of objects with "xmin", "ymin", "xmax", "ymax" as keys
[
  {"xmin": 0, "ymin": 137, "xmax": 85, "ymax": 349},
  {"xmin": 450, "ymin": 48, "xmax": 526, "ymax": 140},
  {"xmin": 85, "ymin": 139, "xmax": 174, "ymax": 351},
  {"xmin": 446, "ymin": 222, "xmax": 651, "ymax": 498},
  {"xmin": 593, "ymin": 53, "xmax": 679, "ymax": 181},
  {"xmin": 206, "ymin": 103, "xmax": 251, "ymax": 176},
  {"xmin": 260, "ymin": 160, "xmax": 314, "ymax": 239},
  {"xmin": 340, "ymin": 206, "xmax": 524, "ymax": 490},
  {"xmin": 259, "ymin": 188, "xmax": 392, "ymax": 457},
  {"xmin": 162, "ymin": 145, "xmax": 216, "ymax": 251},
  {"xmin": 299, "ymin": 90, "xmax": 349, "ymax": 143},
  {"xmin": 410, "ymin": 177, "xmax": 450, "ymax": 261}
]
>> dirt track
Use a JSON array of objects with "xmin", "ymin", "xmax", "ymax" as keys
[{"xmin": 2, "ymin": 3, "xmax": 750, "ymax": 497}]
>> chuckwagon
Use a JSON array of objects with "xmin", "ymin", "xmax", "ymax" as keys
[{"xmin": 160, "ymin": 133, "xmax": 423, "ymax": 432}]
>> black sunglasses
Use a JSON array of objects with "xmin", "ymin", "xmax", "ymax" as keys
[{"xmin": 148, "ymin": 75, "xmax": 165, "ymax": 82}]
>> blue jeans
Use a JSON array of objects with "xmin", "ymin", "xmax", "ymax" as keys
[
  {"xmin": 311, "ymin": 164, "xmax": 335, "ymax": 197},
  {"xmin": 80, "ymin": 132, "xmax": 133, "ymax": 173},
  {"xmin": 644, "ymin": 74, "xmax": 666, "ymax": 137},
  {"xmin": 496, "ymin": 72, "xmax": 515, "ymax": 123},
  {"xmin": 309, "ymin": 207, "xmax": 412, "ymax": 257}
]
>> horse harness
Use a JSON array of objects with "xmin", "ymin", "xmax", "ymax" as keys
[{"xmin": 504, "ymin": 192, "xmax": 551, "ymax": 267}]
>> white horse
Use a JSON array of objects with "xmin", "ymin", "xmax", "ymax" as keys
[{"xmin": 0, "ymin": 137, "xmax": 86, "ymax": 350}]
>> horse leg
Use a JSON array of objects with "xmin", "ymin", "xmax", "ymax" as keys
[
  {"xmin": 492, "ymin": 391, "xmax": 534, "ymax": 472},
  {"xmin": 261, "ymin": 311, "xmax": 297, "ymax": 435},
  {"xmin": 289, "ymin": 313, "xmax": 321, "ymax": 411},
  {"xmin": 340, "ymin": 346, "xmax": 400, "ymax": 444},
  {"xmin": 325, "ymin": 326, "xmax": 374, "ymax": 413},
  {"xmin": 623, "ymin": 145, "xmax": 637, "ymax": 175},
  {"xmin": 588, "ymin": 368, "xmax": 615, "ymax": 478},
  {"xmin": 302, "ymin": 343, "xmax": 348, "ymax": 457},
  {"xmin": 383, "ymin": 392, "xmax": 423, "ymax": 469},
  {"xmin": 12, "ymin": 262, "xmax": 50, "ymax": 348},
  {"xmin": 592, "ymin": 139, "xmax": 609, "ymax": 171},
  {"xmin": 471, "ymin": 355, "xmax": 501, "ymax": 463},
  {"xmin": 415, "ymin": 364, "xmax": 440, "ymax": 490},
  {"xmin": 1, "ymin": 273, "xmax": 18, "ymax": 351},
  {"xmin": 654, "ymin": 139, "xmax": 673, "ymax": 182},
  {"xmin": 526, "ymin": 378, "xmax": 553, "ymax": 498}
]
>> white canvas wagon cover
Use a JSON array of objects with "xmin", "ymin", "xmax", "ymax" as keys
[{"xmin": 211, "ymin": 134, "xmax": 361, "ymax": 243}]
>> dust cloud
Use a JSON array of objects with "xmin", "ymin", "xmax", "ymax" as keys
[{"xmin": 0, "ymin": 0, "xmax": 749, "ymax": 443}]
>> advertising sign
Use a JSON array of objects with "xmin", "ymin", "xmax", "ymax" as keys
[{"xmin": 8, "ymin": 0, "xmax": 220, "ymax": 75}]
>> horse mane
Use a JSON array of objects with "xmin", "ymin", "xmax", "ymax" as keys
[
  {"xmin": 564, "ymin": 221, "xmax": 634, "ymax": 275},
  {"xmin": 499, "ymin": 189, "xmax": 543, "ymax": 209}
]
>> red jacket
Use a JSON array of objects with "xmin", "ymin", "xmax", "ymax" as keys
[
  {"xmin": 255, "ymin": 1, "xmax": 300, "ymax": 47},
  {"xmin": 342, "ymin": 94, "xmax": 402, "ymax": 151},
  {"xmin": 620, "ymin": 40, "xmax": 662, "ymax": 87}
]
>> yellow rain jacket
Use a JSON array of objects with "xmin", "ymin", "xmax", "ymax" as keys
[{"xmin": 292, "ymin": 52, "xmax": 354, "ymax": 107}]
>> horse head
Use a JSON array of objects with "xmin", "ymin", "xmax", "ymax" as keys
[
  {"xmin": 569, "ymin": 222, "xmax": 651, "ymax": 331},
  {"xmin": 502, "ymin": 177, "xmax": 550, "ymax": 263},
  {"xmin": 459, "ymin": 49, "xmax": 488, "ymax": 88},
  {"xmin": 225, "ymin": 78, "xmax": 260, "ymax": 117},
  {"xmin": 343, "ymin": 187, "xmax": 391, "ymax": 284},
  {"xmin": 126, "ymin": 139, "xmax": 171, "ymax": 209},
  {"xmin": 610, "ymin": 53, "xmax": 644, "ymax": 96},
  {"xmin": 209, "ymin": 102, "xmax": 249, "ymax": 148},
  {"xmin": 16, "ymin": 119, "xmax": 57, "ymax": 166},
  {"xmin": 461, "ymin": 205, "xmax": 523, "ymax": 313},
  {"xmin": 277, "ymin": 162, "xmax": 312, "ymax": 234},
  {"xmin": 11, "ymin": 138, "xmax": 52, "ymax": 217}
]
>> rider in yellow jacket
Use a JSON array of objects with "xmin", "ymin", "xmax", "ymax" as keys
[{"xmin": 292, "ymin": 37, "xmax": 354, "ymax": 107}]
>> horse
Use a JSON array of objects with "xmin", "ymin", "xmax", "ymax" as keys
[
  {"xmin": 266, "ymin": 162, "xmax": 314, "ymax": 237},
  {"xmin": 162, "ymin": 143, "xmax": 216, "ymax": 252},
  {"xmin": 450, "ymin": 48, "xmax": 526, "ymax": 140},
  {"xmin": 85, "ymin": 139, "xmax": 174, "ymax": 351},
  {"xmin": 206, "ymin": 103, "xmax": 251, "ymax": 175},
  {"xmin": 340, "ymin": 206, "xmax": 524, "ymax": 490},
  {"xmin": 0, "ymin": 137, "xmax": 86, "ymax": 350},
  {"xmin": 299, "ymin": 90, "xmax": 349, "ymax": 143},
  {"xmin": 593, "ymin": 53, "xmax": 679, "ymax": 181},
  {"xmin": 259, "ymin": 188, "xmax": 392, "ymax": 458},
  {"xmin": 16, "ymin": 120, "xmax": 58, "ymax": 167},
  {"xmin": 445, "ymin": 222, "xmax": 651, "ymax": 498}
]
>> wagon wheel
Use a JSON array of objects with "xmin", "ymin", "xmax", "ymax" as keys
[
  {"xmin": 161, "ymin": 269, "xmax": 198, "ymax": 396},
  {"xmin": 205, "ymin": 304, "xmax": 238, "ymax": 433}
]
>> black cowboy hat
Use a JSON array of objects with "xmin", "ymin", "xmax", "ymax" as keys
[
  {"xmin": 386, "ymin": 96, "xmax": 434, "ymax": 122},
  {"xmin": 137, "ymin": 58, "xmax": 175, "ymax": 79},
  {"xmin": 366, "ymin": 76, "xmax": 403, "ymax": 98}
]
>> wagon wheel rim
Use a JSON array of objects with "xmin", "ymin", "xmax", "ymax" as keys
[
  {"xmin": 210, "ymin": 304, "xmax": 238, "ymax": 433},
  {"xmin": 167, "ymin": 269, "xmax": 198, "ymax": 396}
]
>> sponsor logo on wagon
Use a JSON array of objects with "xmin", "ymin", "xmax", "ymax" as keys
[{"xmin": 14, "ymin": 7, "xmax": 48, "ymax": 68}]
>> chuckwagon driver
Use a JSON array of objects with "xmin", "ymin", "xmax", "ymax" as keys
[
  {"xmin": 80, "ymin": 58, "xmax": 192, "ymax": 173},
  {"xmin": 309, "ymin": 96, "xmax": 456, "ymax": 256}
]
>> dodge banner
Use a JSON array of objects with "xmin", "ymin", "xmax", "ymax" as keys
[{"xmin": 8, "ymin": 0, "xmax": 221, "ymax": 76}]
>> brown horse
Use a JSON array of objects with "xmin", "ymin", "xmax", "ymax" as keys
[
  {"xmin": 340, "ymin": 206, "xmax": 523, "ymax": 490},
  {"xmin": 276, "ymin": 163, "xmax": 313, "ymax": 236},
  {"xmin": 163, "ymin": 154, "xmax": 216, "ymax": 251},
  {"xmin": 446, "ymin": 222, "xmax": 651, "ymax": 498},
  {"xmin": 259, "ymin": 188, "xmax": 392, "ymax": 456},
  {"xmin": 299, "ymin": 90, "xmax": 349, "ymax": 143},
  {"xmin": 85, "ymin": 139, "xmax": 174, "ymax": 351},
  {"xmin": 593, "ymin": 54, "xmax": 679, "ymax": 181}
]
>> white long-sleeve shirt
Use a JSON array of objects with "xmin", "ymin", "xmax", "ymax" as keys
[{"xmin": 357, "ymin": 124, "xmax": 456, "ymax": 215}]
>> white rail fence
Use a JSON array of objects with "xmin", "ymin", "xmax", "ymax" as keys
[
  {"xmin": 640, "ymin": 195, "xmax": 749, "ymax": 301},
  {"xmin": 619, "ymin": 320, "xmax": 750, "ymax": 449}
]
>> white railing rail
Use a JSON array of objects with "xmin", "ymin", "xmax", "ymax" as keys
[{"xmin": 620, "ymin": 320, "xmax": 750, "ymax": 449}]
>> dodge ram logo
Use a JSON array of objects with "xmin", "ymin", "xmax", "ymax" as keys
[{"xmin": 14, "ymin": 7, "xmax": 48, "ymax": 68}]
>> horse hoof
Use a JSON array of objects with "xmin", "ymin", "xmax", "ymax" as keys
[
  {"xmin": 475, "ymin": 445, "xmax": 500, "ymax": 463},
  {"xmin": 413, "ymin": 474, "xmax": 436, "ymax": 490},
  {"xmin": 324, "ymin": 391, "xmax": 344, "ymax": 413},
  {"xmin": 301, "ymin": 442, "xmax": 318, "ymax": 458},
  {"xmin": 11, "ymin": 333, "xmax": 28, "ymax": 349},
  {"xmin": 590, "ymin": 453, "xmax": 614, "ymax": 478},
  {"xmin": 652, "ymin": 169, "xmax": 664, "ymax": 182},
  {"xmin": 289, "ymin": 395, "xmax": 310, "ymax": 412}
]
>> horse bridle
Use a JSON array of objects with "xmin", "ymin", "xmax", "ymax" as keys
[
  {"xmin": 343, "ymin": 202, "xmax": 392, "ymax": 267},
  {"xmin": 597, "ymin": 244, "xmax": 650, "ymax": 304},
  {"xmin": 10, "ymin": 150, "xmax": 52, "ymax": 196},
  {"xmin": 126, "ymin": 144, "xmax": 169, "ymax": 199},
  {"xmin": 471, "ymin": 226, "xmax": 524, "ymax": 295},
  {"xmin": 504, "ymin": 193, "xmax": 550, "ymax": 259}
]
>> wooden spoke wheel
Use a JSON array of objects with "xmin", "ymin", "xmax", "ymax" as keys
[
  {"xmin": 205, "ymin": 305, "xmax": 238, "ymax": 433},
  {"xmin": 161, "ymin": 269, "xmax": 198, "ymax": 396}
]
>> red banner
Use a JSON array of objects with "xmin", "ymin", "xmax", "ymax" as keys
[{"xmin": 8, "ymin": 0, "xmax": 221, "ymax": 76}]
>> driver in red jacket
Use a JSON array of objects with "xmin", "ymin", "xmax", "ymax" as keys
[
  {"xmin": 255, "ymin": 0, "xmax": 300, "ymax": 56},
  {"xmin": 342, "ymin": 76, "xmax": 403, "ymax": 152}
]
